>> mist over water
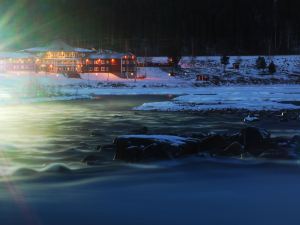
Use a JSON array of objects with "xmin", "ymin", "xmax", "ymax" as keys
[{"xmin": 0, "ymin": 95, "xmax": 299, "ymax": 176}]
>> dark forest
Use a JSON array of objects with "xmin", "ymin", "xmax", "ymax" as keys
[{"xmin": 1, "ymin": 0, "xmax": 300, "ymax": 55}]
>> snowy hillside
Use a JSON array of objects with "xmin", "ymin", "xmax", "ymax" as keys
[
  {"xmin": 180, "ymin": 55, "xmax": 300, "ymax": 75},
  {"xmin": 178, "ymin": 55, "xmax": 300, "ymax": 84}
]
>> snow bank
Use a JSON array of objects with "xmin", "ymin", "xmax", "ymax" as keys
[{"xmin": 135, "ymin": 85, "xmax": 300, "ymax": 111}]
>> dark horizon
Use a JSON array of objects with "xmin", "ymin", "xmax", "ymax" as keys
[{"xmin": 1, "ymin": 0, "xmax": 300, "ymax": 55}]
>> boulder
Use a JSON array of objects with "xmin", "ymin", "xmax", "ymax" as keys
[
  {"xmin": 240, "ymin": 127, "xmax": 266, "ymax": 155},
  {"xmin": 113, "ymin": 135, "xmax": 200, "ymax": 162},
  {"xmin": 198, "ymin": 135, "xmax": 227, "ymax": 153},
  {"xmin": 291, "ymin": 135, "xmax": 300, "ymax": 145},
  {"xmin": 182, "ymin": 132, "xmax": 207, "ymax": 139},
  {"xmin": 219, "ymin": 142, "xmax": 244, "ymax": 156}
]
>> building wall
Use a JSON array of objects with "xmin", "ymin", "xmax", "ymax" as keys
[
  {"xmin": 0, "ymin": 58, "xmax": 36, "ymax": 72},
  {"xmin": 0, "ymin": 51, "xmax": 138, "ymax": 78},
  {"xmin": 82, "ymin": 56, "xmax": 137, "ymax": 78},
  {"xmin": 37, "ymin": 51, "xmax": 81, "ymax": 73}
]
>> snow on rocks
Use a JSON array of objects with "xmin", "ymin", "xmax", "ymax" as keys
[
  {"xmin": 243, "ymin": 114, "xmax": 260, "ymax": 123},
  {"xmin": 113, "ymin": 135, "xmax": 200, "ymax": 162},
  {"xmin": 104, "ymin": 127, "xmax": 299, "ymax": 163}
]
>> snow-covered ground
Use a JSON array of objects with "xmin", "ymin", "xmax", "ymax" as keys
[
  {"xmin": 134, "ymin": 85, "xmax": 300, "ymax": 111},
  {"xmin": 179, "ymin": 55, "xmax": 300, "ymax": 77},
  {"xmin": 0, "ymin": 56, "xmax": 300, "ymax": 112}
]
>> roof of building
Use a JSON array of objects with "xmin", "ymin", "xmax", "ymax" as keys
[
  {"xmin": 89, "ymin": 50, "xmax": 134, "ymax": 59},
  {"xmin": 0, "ymin": 52, "xmax": 35, "ymax": 59},
  {"xmin": 22, "ymin": 40, "xmax": 95, "ymax": 53}
]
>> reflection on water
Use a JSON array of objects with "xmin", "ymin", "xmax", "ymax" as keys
[{"xmin": 0, "ymin": 95, "xmax": 300, "ymax": 175}]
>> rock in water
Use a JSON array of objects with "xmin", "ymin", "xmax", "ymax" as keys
[
  {"xmin": 113, "ymin": 135, "xmax": 199, "ymax": 162},
  {"xmin": 198, "ymin": 135, "xmax": 227, "ymax": 153},
  {"xmin": 219, "ymin": 142, "xmax": 244, "ymax": 156},
  {"xmin": 241, "ymin": 127, "xmax": 265, "ymax": 155}
]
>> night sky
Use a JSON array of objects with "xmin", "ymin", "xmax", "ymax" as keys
[{"xmin": 0, "ymin": 0, "xmax": 300, "ymax": 55}]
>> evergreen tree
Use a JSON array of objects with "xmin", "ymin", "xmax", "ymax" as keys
[
  {"xmin": 221, "ymin": 55, "xmax": 230, "ymax": 72},
  {"xmin": 256, "ymin": 56, "xmax": 267, "ymax": 71},
  {"xmin": 167, "ymin": 39, "xmax": 182, "ymax": 69},
  {"xmin": 268, "ymin": 61, "xmax": 277, "ymax": 74}
]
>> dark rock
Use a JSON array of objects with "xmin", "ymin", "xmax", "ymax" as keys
[
  {"xmin": 198, "ymin": 135, "xmax": 227, "ymax": 152},
  {"xmin": 182, "ymin": 132, "xmax": 207, "ymax": 139},
  {"xmin": 270, "ymin": 137, "xmax": 290, "ymax": 147},
  {"xmin": 227, "ymin": 132, "xmax": 243, "ymax": 144},
  {"xmin": 113, "ymin": 135, "xmax": 200, "ymax": 162},
  {"xmin": 240, "ymin": 127, "xmax": 265, "ymax": 155},
  {"xmin": 291, "ymin": 135, "xmax": 300, "ymax": 144},
  {"xmin": 219, "ymin": 142, "xmax": 244, "ymax": 156}
]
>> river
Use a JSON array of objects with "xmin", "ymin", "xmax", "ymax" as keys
[
  {"xmin": 1, "ymin": 96, "xmax": 300, "ymax": 225},
  {"xmin": 1, "ymin": 95, "xmax": 300, "ymax": 175}
]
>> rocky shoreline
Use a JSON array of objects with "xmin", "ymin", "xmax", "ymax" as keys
[
  {"xmin": 83, "ymin": 127, "xmax": 300, "ymax": 165},
  {"xmin": 189, "ymin": 109, "xmax": 300, "ymax": 120}
]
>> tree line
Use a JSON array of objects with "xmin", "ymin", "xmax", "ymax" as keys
[{"xmin": 3, "ymin": 0, "xmax": 300, "ymax": 56}]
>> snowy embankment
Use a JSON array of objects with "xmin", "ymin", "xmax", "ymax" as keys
[
  {"xmin": 0, "ymin": 68, "xmax": 184, "ymax": 104},
  {"xmin": 134, "ymin": 85, "xmax": 300, "ymax": 111},
  {"xmin": 0, "ymin": 57, "xmax": 300, "ymax": 112}
]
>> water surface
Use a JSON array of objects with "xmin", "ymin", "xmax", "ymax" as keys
[{"xmin": 1, "ymin": 95, "xmax": 300, "ymax": 175}]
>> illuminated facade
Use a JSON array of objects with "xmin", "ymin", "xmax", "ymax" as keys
[
  {"xmin": 83, "ymin": 51, "xmax": 137, "ymax": 78},
  {"xmin": 0, "ymin": 40, "xmax": 137, "ymax": 78}
]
